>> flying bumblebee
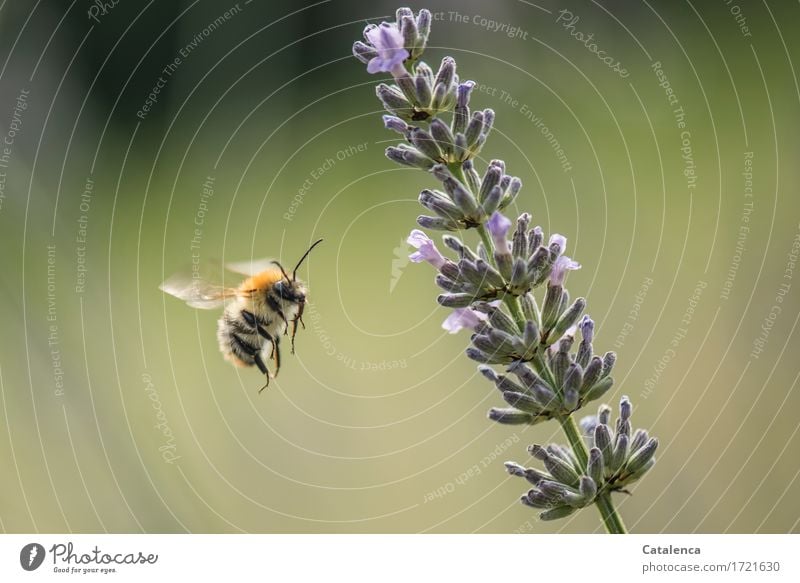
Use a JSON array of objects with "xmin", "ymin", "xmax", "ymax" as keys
[{"xmin": 160, "ymin": 239, "xmax": 323, "ymax": 391}]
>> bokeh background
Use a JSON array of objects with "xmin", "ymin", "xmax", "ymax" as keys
[{"xmin": 1, "ymin": 0, "xmax": 798, "ymax": 533}]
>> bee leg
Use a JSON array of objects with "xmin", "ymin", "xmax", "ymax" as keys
[
  {"xmin": 290, "ymin": 303, "xmax": 307, "ymax": 354},
  {"xmin": 272, "ymin": 336, "xmax": 281, "ymax": 376},
  {"xmin": 232, "ymin": 333, "xmax": 271, "ymax": 388}
]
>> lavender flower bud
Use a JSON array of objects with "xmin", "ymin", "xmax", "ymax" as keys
[
  {"xmin": 430, "ymin": 81, "xmax": 448, "ymax": 110},
  {"xmin": 481, "ymin": 185, "xmax": 503, "ymax": 218},
  {"xmin": 598, "ymin": 404, "xmax": 612, "ymax": 426},
  {"xmin": 500, "ymin": 177, "xmax": 522, "ymax": 210},
  {"xmin": 376, "ymin": 83, "xmax": 413, "ymax": 115},
  {"xmin": 478, "ymin": 165, "xmax": 501, "ymax": 203},
  {"xmin": 619, "ymin": 395, "xmax": 632, "ymax": 422},
  {"xmin": 396, "ymin": 7, "xmax": 413, "ymax": 21},
  {"xmin": 550, "ymin": 297, "xmax": 586, "ymax": 342},
  {"xmin": 416, "ymin": 8, "xmax": 432, "ymax": 46},
  {"xmin": 399, "ymin": 15, "xmax": 417, "ymax": 52},
  {"xmin": 630, "ymin": 428, "xmax": 650, "ymax": 453},
  {"xmin": 504, "ymin": 461, "xmax": 526, "ymax": 477},
  {"xmin": 416, "ymin": 215, "xmax": 458, "ymax": 231},
  {"xmin": 466, "ymin": 346, "xmax": 507, "ymax": 364},
  {"xmin": 522, "ymin": 490, "xmax": 552, "ymax": 509},
  {"xmin": 587, "ymin": 447, "xmax": 604, "ymax": 485},
  {"xmin": 415, "ymin": 73, "xmax": 432, "ymax": 107},
  {"xmin": 453, "ymin": 133, "xmax": 468, "ymax": 161},
  {"xmin": 434, "ymin": 56, "xmax": 456, "ymax": 90},
  {"xmin": 520, "ymin": 293, "xmax": 540, "ymax": 325},
  {"xmin": 512, "ymin": 214, "xmax": 531, "ymax": 258},
  {"xmin": 594, "ymin": 424, "xmax": 613, "ymax": 463},
  {"xmin": 409, "ymin": 127, "xmax": 442, "ymax": 161},
  {"xmin": 429, "ymin": 118, "xmax": 455, "ymax": 158},
  {"xmin": 579, "ymin": 315, "xmax": 594, "ymax": 344},
  {"xmin": 580, "ymin": 356, "xmax": 603, "ymax": 394},
  {"xmin": 488, "ymin": 407, "xmax": 534, "ymax": 425},
  {"xmin": 503, "ymin": 391, "xmax": 543, "ymax": 414},
  {"xmin": 528, "ymin": 226, "xmax": 544, "ymax": 256},
  {"xmin": 563, "ymin": 363, "xmax": 583, "ymax": 395},
  {"xmin": 625, "ymin": 437, "xmax": 658, "ymax": 474},
  {"xmin": 438, "ymin": 293, "xmax": 476, "ymax": 308},
  {"xmin": 602, "ymin": 351, "xmax": 616, "ymax": 378},
  {"xmin": 352, "ymin": 41, "xmax": 378, "ymax": 64},
  {"xmin": 382, "ymin": 114, "xmax": 409, "ymax": 136},
  {"xmin": 582, "ymin": 376, "xmax": 613, "ymax": 404},
  {"xmin": 608, "ymin": 433, "xmax": 630, "ymax": 474},
  {"xmin": 539, "ymin": 505, "xmax": 577, "ymax": 521},
  {"xmin": 523, "ymin": 320, "xmax": 540, "ymax": 350},
  {"xmin": 419, "ymin": 189, "xmax": 460, "ymax": 220},
  {"xmin": 579, "ymin": 476, "xmax": 597, "ymax": 501},
  {"xmin": 453, "ymin": 81, "xmax": 474, "ymax": 134},
  {"xmin": 507, "ymin": 361, "xmax": 544, "ymax": 391},
  {"xmin": 474, "ymin": 259, "xmax": 505, "ymax": 288},
  {"xmin": 464, "ymin": 111, "xmax": 484, "ymax": 149},
  {"xmin": 540, "ymin": 284, "xmax": 564, "ymax": 332},
  {"xmin": 386, "ymin": 145, "xmax": 434, "ymax": 170},
  {"xmin": 462, "ymin": 159, "xmax": 482, "ymax": 194}
]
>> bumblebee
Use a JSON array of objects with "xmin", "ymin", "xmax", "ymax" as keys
[{"xmin": 160, "ymin": 239, "xmax": 322, "ymax": 391}]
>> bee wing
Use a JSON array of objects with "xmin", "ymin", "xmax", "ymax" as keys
[
  {"xmin": 159, "ymin": 273, "xmax": 238, "ymax": 309},
  {"xmin": 225, "ymin": 257, "xmax": 281, "ymax": 276}
]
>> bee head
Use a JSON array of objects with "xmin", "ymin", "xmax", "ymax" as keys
[
  {"xmin": 272, "ymin": 278, "xmax": 306, "ymax": 304},
  {"xmin": 268, "ymin": 239, "xmax": 322, "ymax": 305}
]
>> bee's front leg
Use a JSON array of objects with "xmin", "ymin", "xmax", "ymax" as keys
[{"xmin": 270, "ymin": 336, "xmax": 281, "ymax": 377}]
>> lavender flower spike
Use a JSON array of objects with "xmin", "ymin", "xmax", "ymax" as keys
[
  {"xmin": 407, "ymin": 229, "xmax": 446, "ymax": 268},
  {"xmin": 442, "ymin": 308, "xmax": 487, "ymax": 334},
  {"xmin": 364, "ymin": 22, "xmax": 409, "ymax": 75}
]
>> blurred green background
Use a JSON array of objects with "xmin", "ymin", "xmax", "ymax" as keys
[{"xmin": 1, "ymin": 0, "xmax": 798, "ymax": 533}]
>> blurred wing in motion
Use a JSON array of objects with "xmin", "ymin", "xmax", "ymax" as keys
[
  {"xmin": 224, "ymin": 257, "xmax": 280, "ymax": 276},
  {"xmin": 159, "ymin": 272, "xmax": 238, "ymax": 309}
]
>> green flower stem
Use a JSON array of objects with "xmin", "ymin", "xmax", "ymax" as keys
[
  {"xmin": 558, "ymin": 414, "xmax": 627, "ymax": 534},
  {"xmin": 595, "ymin": 492, "xmax": 628, "ymax": 534}
]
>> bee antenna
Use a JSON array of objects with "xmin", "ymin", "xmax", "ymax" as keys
[
  {"xmin": 292, "ymin": 238, "xmax": 323, "ymax": 281},
  {"xmin": 270, "ymin": 261, "xmax": 291, "ymax": 282}
]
